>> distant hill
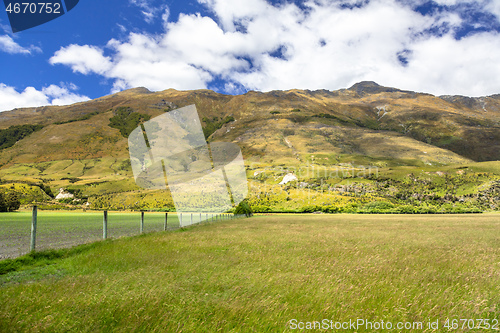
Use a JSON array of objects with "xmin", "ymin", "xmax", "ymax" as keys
[{"xmin": 0, "ymin": 82, "xmax": 499, "ymax": 212}]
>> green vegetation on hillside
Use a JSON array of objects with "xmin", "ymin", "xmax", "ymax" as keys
[
  {"xmin": 0, "ymin": 159, "xmax": 498, "ymax": 213},
  {"xmin": 246, "ymin": 163, "xmax": 500, "ymax": 214},
  {"xmin": 54, "ymin": 111, "xmax": 100, "ymax": 125},
  {"xmin": 0, "ymin": 124, "xmax": 44, "ymax": 151},
  {"xmin": 0, "ymin": 183, "xmax": 52, "ymax": 205},
  {"xmin": 201, "ymin": 115, "xmax": 235, "ymax": 139},
  {"xmin": 108, "ymin": 107, "xmax": 151, "ymax": 138},
  {"xmin": 0, "ymin": 85, "xmax": 499, "ymax": 214}
]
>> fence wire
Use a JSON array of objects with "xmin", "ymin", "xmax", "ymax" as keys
[{"xmin": 0, "ymin": 209, "xmax": 246, "ymax": 259}]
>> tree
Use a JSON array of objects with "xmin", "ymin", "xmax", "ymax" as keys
[
  {"xmin": 38, "ymin": 183, "xmax": 54, "ymax": 198},
  {"xmin": 234, "ymin": 200, "xmax": 253, "ymax": 217},
  {"xmin": 0, "ymin": 193, "xmax": 7, "ymax": 212},
  {"xmin": 5, "ymin": 192, "xmax": 20, "ymax": 212}
]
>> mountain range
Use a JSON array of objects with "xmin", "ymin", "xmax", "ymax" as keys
[{"xmin": 0, "ymin": 81, "xmax": 499, "ymax": 213}]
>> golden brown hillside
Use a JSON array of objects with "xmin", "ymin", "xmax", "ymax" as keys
[
  {"xmin": 1, "ymin": 82, "xmax": 499, "ymax": 213},
  {"xmin": 0, "ymin": 81, "xmax": 498, "ymax": 167}
]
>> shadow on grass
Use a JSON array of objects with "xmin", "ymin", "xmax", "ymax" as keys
[
  {"xmin": 0, "ymin": 218, "xmax": 226, "ymax": 276},
  {"xmin": 0, "ymin": 240, "xmax": 111, "ymax": 275}
]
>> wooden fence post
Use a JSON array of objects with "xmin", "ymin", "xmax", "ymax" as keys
[
  {"xmin": 179, "ymin": 213, "xmax": 182, "ymax": 227},
  {"xmin": 103, "ymin": 210, "xmax": 108, "ymax": 239},
  {"xmin": 164, "ymin": 212, "xmax": 168, "ymax": 231},
  {"xmin": 140, "ymin": 211, "xmax": 144, "ymax": 234},
  {"xmin": 30, "ymin": 205, "xmax": 37, "ymax": 252}
]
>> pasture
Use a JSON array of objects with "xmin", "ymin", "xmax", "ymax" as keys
[
  {"xmin": 0, "ymin": 211, "xmax": 181, "ymax": 259},
  {"xmin": 0, "ymin": 214, "xmax": 499, "ymax": 332}
]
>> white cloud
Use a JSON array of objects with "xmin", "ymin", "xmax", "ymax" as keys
[
  {"xmin": 129, "ymin": 0, "xmax": 168, "ymax": 24},
  {"xmin": 49, "ymin": 0, "xmax": 500, "ymax": 96},
  {"xmin": 117, "ymin": 24, "xmax": 127, "ymax": 33},
  {"xmin": 0, "ymin": 83, "xmax": 90, "ymax": 112},
  {"xmin": 486, "ymin": 0, "xmax": 500, "ymax": 19},
  {"xmin": 392, "ymin": 32, "xmax": 500, "ymax": 96},
  {"xmin": 50, "ymin": 44, "xmax": 112, "ymax": 75},
  {"xmin": 0, "ymin": 35, "xmax": 42, "ymax": 54}
]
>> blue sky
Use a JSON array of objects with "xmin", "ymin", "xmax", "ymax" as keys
[{"xmin": 1, "ymin": 0, "xmax": 500, "ymax": 111}]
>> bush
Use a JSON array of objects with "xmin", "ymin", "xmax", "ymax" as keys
[
  {"xmin": 54, "ymin": 111, "xmax": 99, "ymax": 125},
  {"xmin": 202, "ymin": 116, "xmax": 236, "ymax": 139},
  {"xmin": 301, "ymin": 205, "xmax": 323, "ymax": 213},
  {"xmin": 108, "ymin": 107, "xmax": 151, "ymax": 138},
  {"xmin": 38, "ymin": 183, "xmax": 54, "ymax": 198},
  {"xmin": 358, "ymin": 201, "xmax": 394, "ymax": 213}
]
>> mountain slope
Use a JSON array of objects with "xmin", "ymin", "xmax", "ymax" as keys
[
  {"xmin": 1, "ymin": 82, "xmax": 499, "ymax": 165},
  {"xmin": 0, "ymin": 82, "xmax": 499, "ymax": 212}
]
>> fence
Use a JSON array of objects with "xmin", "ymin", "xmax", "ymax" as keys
[{"xmin": 0, "ymin": 206, "xmax": 247, "ymax": 259}]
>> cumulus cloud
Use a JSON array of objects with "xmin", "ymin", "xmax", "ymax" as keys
[
  {"xmin": 49, "ymin": 0, "xmax": 500, "ymax": 96},
  {"xmin": 0, "ymin": 35, "xmax": 42, "ymax": 54},
  {"xmin": 50, "ymin": 44, "xmax": 112, "ymax": 75},
  {"xmin": 0, "ymin": 83, "xmax": 90, "ymax": 112}
]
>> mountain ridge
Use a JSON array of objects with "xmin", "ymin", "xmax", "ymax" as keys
[
  {"xmin": 0, "ymin": 81, "xmax": 499, "ymax": 165},
  {"xmin": 1, "ymin": 82, "xmax": 499, "ymax": 213}
]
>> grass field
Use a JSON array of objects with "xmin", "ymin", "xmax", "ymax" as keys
[
  {"xmin": 0, "ymin": 214, "xmax": 499, "ymax": 332},
  {"xmin": 0, "ymin": 211, "xmax": 185, "ymax": 259}
]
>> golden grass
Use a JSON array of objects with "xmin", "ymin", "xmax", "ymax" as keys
[{"xmin": 0, "ymin": 214, "xmax": 499, "ymax": 332}]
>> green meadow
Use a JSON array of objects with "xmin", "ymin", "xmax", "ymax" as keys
[
  {"xmin": 0, "ymin": 211, "xmax": 181, "ymax": 259},
  {"xmin": 1, "ymin": 214, "xmax": 499, "ymax": 332}
]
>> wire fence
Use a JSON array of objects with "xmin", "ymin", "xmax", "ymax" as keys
[{"xmin": 0, "ymin": 206, "xmax": 247, "ymax": 259}]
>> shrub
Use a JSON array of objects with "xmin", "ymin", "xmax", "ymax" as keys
[
  {"xmin": 361, "ymin": 201, "xmax": 394, "ymax": 211},
  {"xmin": 38, "ymin": 183, "xmax": 54, "ymax": 198},
  {"xmin": 108, "ymin": 107, "xmax": 151, "ymax": 138},
  {"xmin": 54, "ymin": 111, "xmax": 99, "ymax": 125},
  {"xmin": 202, "ymin": 116, "xmax": 235, "ymax": 139},
  {"xmin": 0, "ymin": 124, "xmax": 44, "ymax": 151}
]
